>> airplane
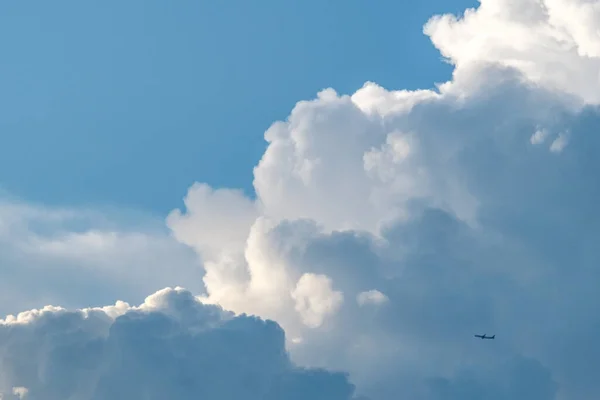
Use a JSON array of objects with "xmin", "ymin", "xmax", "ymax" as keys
[{"xmin": 474, "ymin": 334, "xmax": 495, "ymax": 339}]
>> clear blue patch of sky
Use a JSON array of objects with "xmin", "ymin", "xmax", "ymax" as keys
[{"xmin": 0, "ymin": 0, "xmax": 477, "ymax": 214}]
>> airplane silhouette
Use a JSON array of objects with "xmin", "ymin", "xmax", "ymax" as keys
[{"xmin": 474, "ymin": 334, "xmax": 495, "ymax": 339}]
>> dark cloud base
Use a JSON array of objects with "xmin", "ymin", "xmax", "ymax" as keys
[{"xmin": 0, "ymin": 288, "xmax": 357, "ymax": 400}]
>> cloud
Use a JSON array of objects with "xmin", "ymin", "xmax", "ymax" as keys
[
  {"xmin": 164, "ymin": 1, "xmax": 600, "ymax": 399},
  {"xmin": 0, "ymin": 287, "xmax": 357, "ymax": 400},
  {"xmin": 0, "ymin": 199, "xmax": 203, "ymax": 316},
  {"xmin": 549, "ymin": 131, "xmax": 570, "ymax": 152},
  {"xmin": 168, "ymin": 77, "xmax": 578, "ymax": 398},
  {"xmin": 530, "ymin": 127, "xmax": 550, "ymax": 144},
  {"xmin": 291, "ymin": 273, "xmax": 344, "ymax": 328},
  {"xmin": 12, "ymin": 387, "xmax": 29, "ymax": 399},
  {"xmin": 424, "ymin": 356, "xmax": 558, "ymax": 400},
  {"xmin": 423, "ymin": 0, "xmax": 600, "ymax": 104},
  {"xmin": 356, "ymin": 290, "xmax": 388, "ymax": 306},
  {"xmin": 3, "ymin": 0, "xmax": 600, "ymax": 399}
]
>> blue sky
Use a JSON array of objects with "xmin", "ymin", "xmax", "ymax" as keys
[{"xmin": 0, "ymin": 0, "xmax": 474, "ymax": 214}]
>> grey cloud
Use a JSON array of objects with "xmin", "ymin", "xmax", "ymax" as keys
[
  {"xmin": 270, "ymin": 205, "xmax": 563, "ymax": 400},
  {"xmin": 163, "ymin": 63, "xmax": 600, "ymax": 399},
  {"xmin": 0, "ymin": 288, "xmax": 357, "ymax": 400},
  {"xmin": 232, "ymin": 71, "xmax": 600, "ymax": 397},
  {"xmin": 424, "ymin": 356, "xmax": 557, "ymax": 400}
]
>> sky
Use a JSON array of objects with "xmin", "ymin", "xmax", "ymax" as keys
[
  {"xmin": 3, "ymin": 0, "xmax": 600, "ymax": 399},
  {"xmin": 0, "ymin": 0, "xmax": 475, "ymax": 213}
]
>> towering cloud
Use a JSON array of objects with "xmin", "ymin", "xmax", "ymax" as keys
[
  {"xmin": 3, "ymin": 0, "xmax": 600, "ymax": 399},
  {"xmin": 164, "ymin": 1, "xmax": 600, "ymax": 399}
]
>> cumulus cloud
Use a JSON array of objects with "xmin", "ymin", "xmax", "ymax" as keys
[
  {"xmin": 0, "ymin": 287, "xmax": 357, "ymax": 400},
  {"xmin": 5, "ymin": 0, "xmax": 600, "ymax": 399},
  {"xmin": 291, "ymin": 273, "xmax": 344, "ymax": 328},
  {"xmin": 162, "ymin": 1, "xmax": 600, "ymax": 399},
  {"xmin": 424, "ymin": 0, "xmax": 600, "ymax": 104}
]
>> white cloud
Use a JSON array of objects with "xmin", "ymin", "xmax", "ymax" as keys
[
  {"xmin": 549, "ymin": 131, "xmax": 570, "ymax": 152},
  {"xmin": 5, "ymin": 0, "xmax": 600, "ymax": 399},
  {"xmin": 423, "ymin": 0, "xmax": 600, "ymax": 105},
  {"xmin": 164, "ymin": 2, "xmax": 600, "ymax": 398},
  {"xmin": 292, "ymin": 273, "xmax": 344, "ymax": 328},
  {"xmin": 166, "ymin": 182, "xmax": 258, "ymax": 259},
  {"xmin": 356, "ymin": 290, "xmax": 388, "ymax": 306},
  {"xmin": 168, "ymin": 76, "xmax": 581, "ymax": 397},
  {"xmin": 530, "ymin": 127, "xmax": 550, "ymax": 144},
  {"xmin": 9, "ymin": 387, "xmax": 29, "ymax": 400},
  {"xmin": 0, "ymin": 200, "xmax": 202, "ymax": 316}
]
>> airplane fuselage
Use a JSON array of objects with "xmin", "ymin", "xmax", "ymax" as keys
[{"xmin": 474, "ymin": 334, "xmax": 495, "ymax": 339}]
